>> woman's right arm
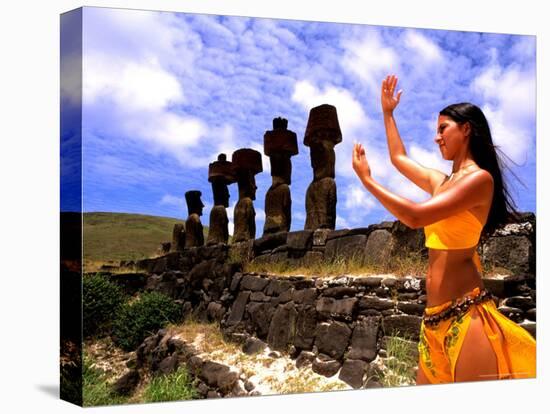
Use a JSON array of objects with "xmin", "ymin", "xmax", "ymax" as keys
[{"xmin": 382, "ymin": 75, "xmax": 446, "ymax": 195}]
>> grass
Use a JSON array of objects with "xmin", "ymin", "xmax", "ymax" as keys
[
  {"xmin": 82, "ymin": 352, "xmax": 129, "ymax": 407},
  {"xmin": 263, "ymin": 371, "xmax": 348, "ymax": 394},
  {"xmin": 83, "ymin": 336, "xmax": 198, "ymax": 406},
  {"xmin": 378, "ymin": 334, "xmax": 418, "ymax": 387},
  {"xmin": 82, "ymin": 212, "xmax": 209, "ymax": 263},
  {"xmin": 244, "ymin": 250, "xmax": 428, "ymax": 278},
  {"xmin": 142, "ymin": 367, "xmax": 198, "ymax": 403},
  {"xmin": 83, "ymin": 260, "xmax": 140, "ymax": 274},
  {"xmin": 167, "ymin": 319, "xmax": 241, "ymax": 355}
]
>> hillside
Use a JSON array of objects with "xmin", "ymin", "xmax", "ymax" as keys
[{"xmin": 82, "ymin": 212, "xmax": 208, "ymax": 262}]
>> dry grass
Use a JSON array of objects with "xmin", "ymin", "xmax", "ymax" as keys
[
  {"xmin": 83, "ymin": 259, "xmax": 140, "ymax": 274},
  {"xmin": 166, "ymin": 319, "xmax": 241, "ymax": 355},
  {"xmin": 265, "ymin": 369, "xmax": 348, "ymax": 394},
  {"xmin": 244, "ymin": 251, "xmax": 428, "ymax": 278}
]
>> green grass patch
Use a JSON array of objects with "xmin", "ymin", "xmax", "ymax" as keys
[
  {"xmin": 82, "ymin": 353, "xmax": 128, "ymax": 407},
  {"xmin": 379, "ymin": 335, "xmax": 418, "ymax": 387},
  {"xmin": 82, "ymin": 212, "xmax": 209, "ymax": 262},
  {"xmin": 142, "ymin": 367, "xmax": 198, "ymax": 403}
]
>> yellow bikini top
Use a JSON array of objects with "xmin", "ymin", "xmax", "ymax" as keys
[{"xmin": 424, "ymin": 209, "xmax": 484, "ymax": 273}]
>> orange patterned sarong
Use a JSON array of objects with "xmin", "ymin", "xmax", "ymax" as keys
[{"xmin": 418, "ymin": 287, "xmax": 536, "ymax": 383}]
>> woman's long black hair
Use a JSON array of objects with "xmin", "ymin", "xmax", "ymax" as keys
[{"xmin": 439, "ymin": 102, "xmax": 524, "ymax": 237}]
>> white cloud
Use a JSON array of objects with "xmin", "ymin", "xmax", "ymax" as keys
[
  {"xmin": 472, "ymin": 64, "xmax": 535, "ymax": 127},
  {"xmin": 336, "ymin": 215, "xmax": 350, "ymax": 229},
  {"xmin": 481, "ymin": 104, "xmax": 531, "ymax": 164},
  {"xmin": 226, "ymin": 200, "xmax": 237, "ymax": 236},
  {"xmin": 387, "ymin": 171, "xmax": 431, "ymax": 203},
  {"xmin": 509, "ymin": 36, "xmax": 536, "ymax": 60},
  {"xmin": 291, "ymin": 80, "xmax": 386, "ymax": 180},
  {"xmin": 248, "ymin": 143, "xmax": 271, "ymax": 177},
  {"xmin": 84, "ymin": 55, "xmax": 185, "ymax": 111},
  {"xmin": 403, "ymin": 30, "xmax": 444, "ymax": 64},
  {"xmin": 409, "ymin": 143, "xmax": 451, "ymax": 174},
  {"xmin": 292, "ymin": 80, "xmax": 368, "ymax": 133},
  {"xmin": 343, "ymin": 184, "xmax": 377, "ymax": 211},
  {"xmin": 160, "ymin": 194, "xmax": 185, "ymax": 208},
  {"xmin": 82, "ymin": 8, "xmax": 229, "ymax": 169},
  {"xmin": 255, "ymin": 207, "xmax": 266, "ymax": 222},
  {"xmin": 341, "ymin": 30, "xmax": 400, "ymax": 92},
  {"xmin": 471, "ymin": 62, "xmax": 535, "ymax": 164},
  {"xmin": 83, "ymin": 8, "xmax": 202, "ymax": 72}
]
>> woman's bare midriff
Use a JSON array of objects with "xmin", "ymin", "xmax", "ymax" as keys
[
  {"xmin": 425, "ymin": 170, "xmax": 489, "ymax": 307},
  {"xmin": 425, "ymin": 247, "xmax": 484, "ymax": 307}
]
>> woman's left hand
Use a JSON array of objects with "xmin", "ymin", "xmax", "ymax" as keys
[{"xmin": 352, "ymin": 142, "xmax": 371, "ymax": 179}]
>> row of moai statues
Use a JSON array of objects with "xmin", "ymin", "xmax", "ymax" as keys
[{"xmin": 172, "ymin": 104, "xmax": 342, "ymax": 249}]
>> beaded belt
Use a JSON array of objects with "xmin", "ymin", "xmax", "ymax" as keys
[{"xmin": 422, "ymin": 288, "xmax": 493, "ymax": 327}]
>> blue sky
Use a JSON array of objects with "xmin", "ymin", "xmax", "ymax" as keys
[{"xmin": 64, "ymin": 7, "xmax": 536, "ymax": 233}]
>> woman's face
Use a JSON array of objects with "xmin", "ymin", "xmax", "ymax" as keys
[{"xmin": 435, "ymin": 115, "xmax": 470, "ymax": 160}]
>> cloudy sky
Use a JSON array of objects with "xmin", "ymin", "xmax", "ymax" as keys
[{"xmin": 62, "ymin": 6, "xmax": 536, "ymax": 234}]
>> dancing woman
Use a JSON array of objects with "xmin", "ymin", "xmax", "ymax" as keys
[{"xmin": 352, "ymin": 74, "xmax": 536, "ymax": 384}]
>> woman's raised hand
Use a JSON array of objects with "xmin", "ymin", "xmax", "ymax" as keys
[
  {"xmin": 381, "ymin": 74, "xmax": 403, "ymax": 115},
  {"xmin": 352, "ymin": 142, "xmax": 371, "ymax": 178}
]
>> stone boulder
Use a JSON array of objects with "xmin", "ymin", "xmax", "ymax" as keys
[
  {"xmin": 286, "ymin": 230, "xmax": 314, "ymax": 256},
  {"xmin": 267, "ymin": 301, "xmax": 298, "ymax": 350},
  {"xmin": 338, "ymin": 359, "xmax": 367, "ymax": 389},
  {"xmin": 293, "ymin": 305, "xmax": 318, "ymax": 350},
  {"xmin": 364, "ymin": 229, "xmax": 394, "ymax": 266},
  {"xmin": 390, "ymin": 220, "xmax": 426, "ymax": 257},
  {"xmin": 382, "ymin": 315, "xmax": 422, "ymax": 340},
  {"xmin": 314, "ymin": 321, "xmax": 352, "ymax": 360},
  {"xmin": 200, "ymin": 361, "xmax": 239, "ymax": 393},
  {"xmin": 324, "ymin": 234, "xmax": 367, "ymax": 263},
  {"xmin": 226, "ymin": 291, "xmax": 251, "ymax": 326},
  {"xmin": 112, "ymin": 369, "xmax": 140, "ymax": 396},
  {"xmin": 253, "ymin": 232, "xmax": 288, "ymax": 254},
  {"xmin": 312, "ymin": 354, "xmax": 342, "ymax": 377},
  {"xmin": 242, "ymin": 337, "xmax": 268, "ymax": 355},
  {"xmin": 347, "ymin": 317, "xmax": 381, "ymax": 362},
  {"xmin": 482, "ymin": 235, "xmax": 534, "ymax": 275},
  {"xmin": 246, "ymin": 301, "xmax": 275, "ymax": 339},
  {"xmin": 315, "ymin": 297, "xmax": 357, "ymax": 321}
]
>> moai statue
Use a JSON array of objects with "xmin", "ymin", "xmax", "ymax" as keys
[
  {"xmin": 231, "ymin": 148, "xmax": 263, "ymax": 242},
  {"xmin": 303, "ymin": 104, "xmax": 342, "ymax": 230},
  {"xmin": 184, "ymin": 190, "xmax": 205, "ymax": 248},
  {"xmin": 263, "ymin": 117, "xmax": 298, "ymax": 234},
  {"xmin": 206, "ymin": 154, "xmax": 236, "ymax": 245},
  {"xmin": 170, "ymin": 222, "xmax": 186, "ymax": 252}
]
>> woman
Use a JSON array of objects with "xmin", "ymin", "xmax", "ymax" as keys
[{"xmin": 352, "ymin": 74, "xmax": 536, "ymax": 384}]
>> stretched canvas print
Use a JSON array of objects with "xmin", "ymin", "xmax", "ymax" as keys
[{"xmin": 60, "ymin": 6, "xmax": 537, "ymax": 407}]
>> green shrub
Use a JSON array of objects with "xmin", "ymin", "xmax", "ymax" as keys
[
  {"xmin": 83, "ymin": 274, "xmax": 126, "ymax": 337},
  {"xmin": 142, "ymin": 367, "xmax": 198, "ymax": 402},
  {"xmin": 112, "ymin": 292, "xmax": 181, "ymax": 351}
]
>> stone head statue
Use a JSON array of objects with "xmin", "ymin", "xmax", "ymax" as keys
[
  {"xmin": 304, "ymin": 104, "xmax": 342, "ymax": 180},
  {"xmin": 309, "ymin": 140, "xmax": 336, "ymax": 179},
  {"xmin": 185, "ymin": 190, "xmax": 204, "ymax": 216},
  {"xmin": 232, "ymin": 148, "xmax": 263, "ymax": 200},
  {"xmin": 208, "ymin": 153, "xmax": 236, "ymax": 207},
  {"xmin": 264, "ymin": 117, "xmax": 298, "ymax": 185},
  {"xmin": 304, "ymin": 104, "xmax": 342, "ymax": 147}
]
